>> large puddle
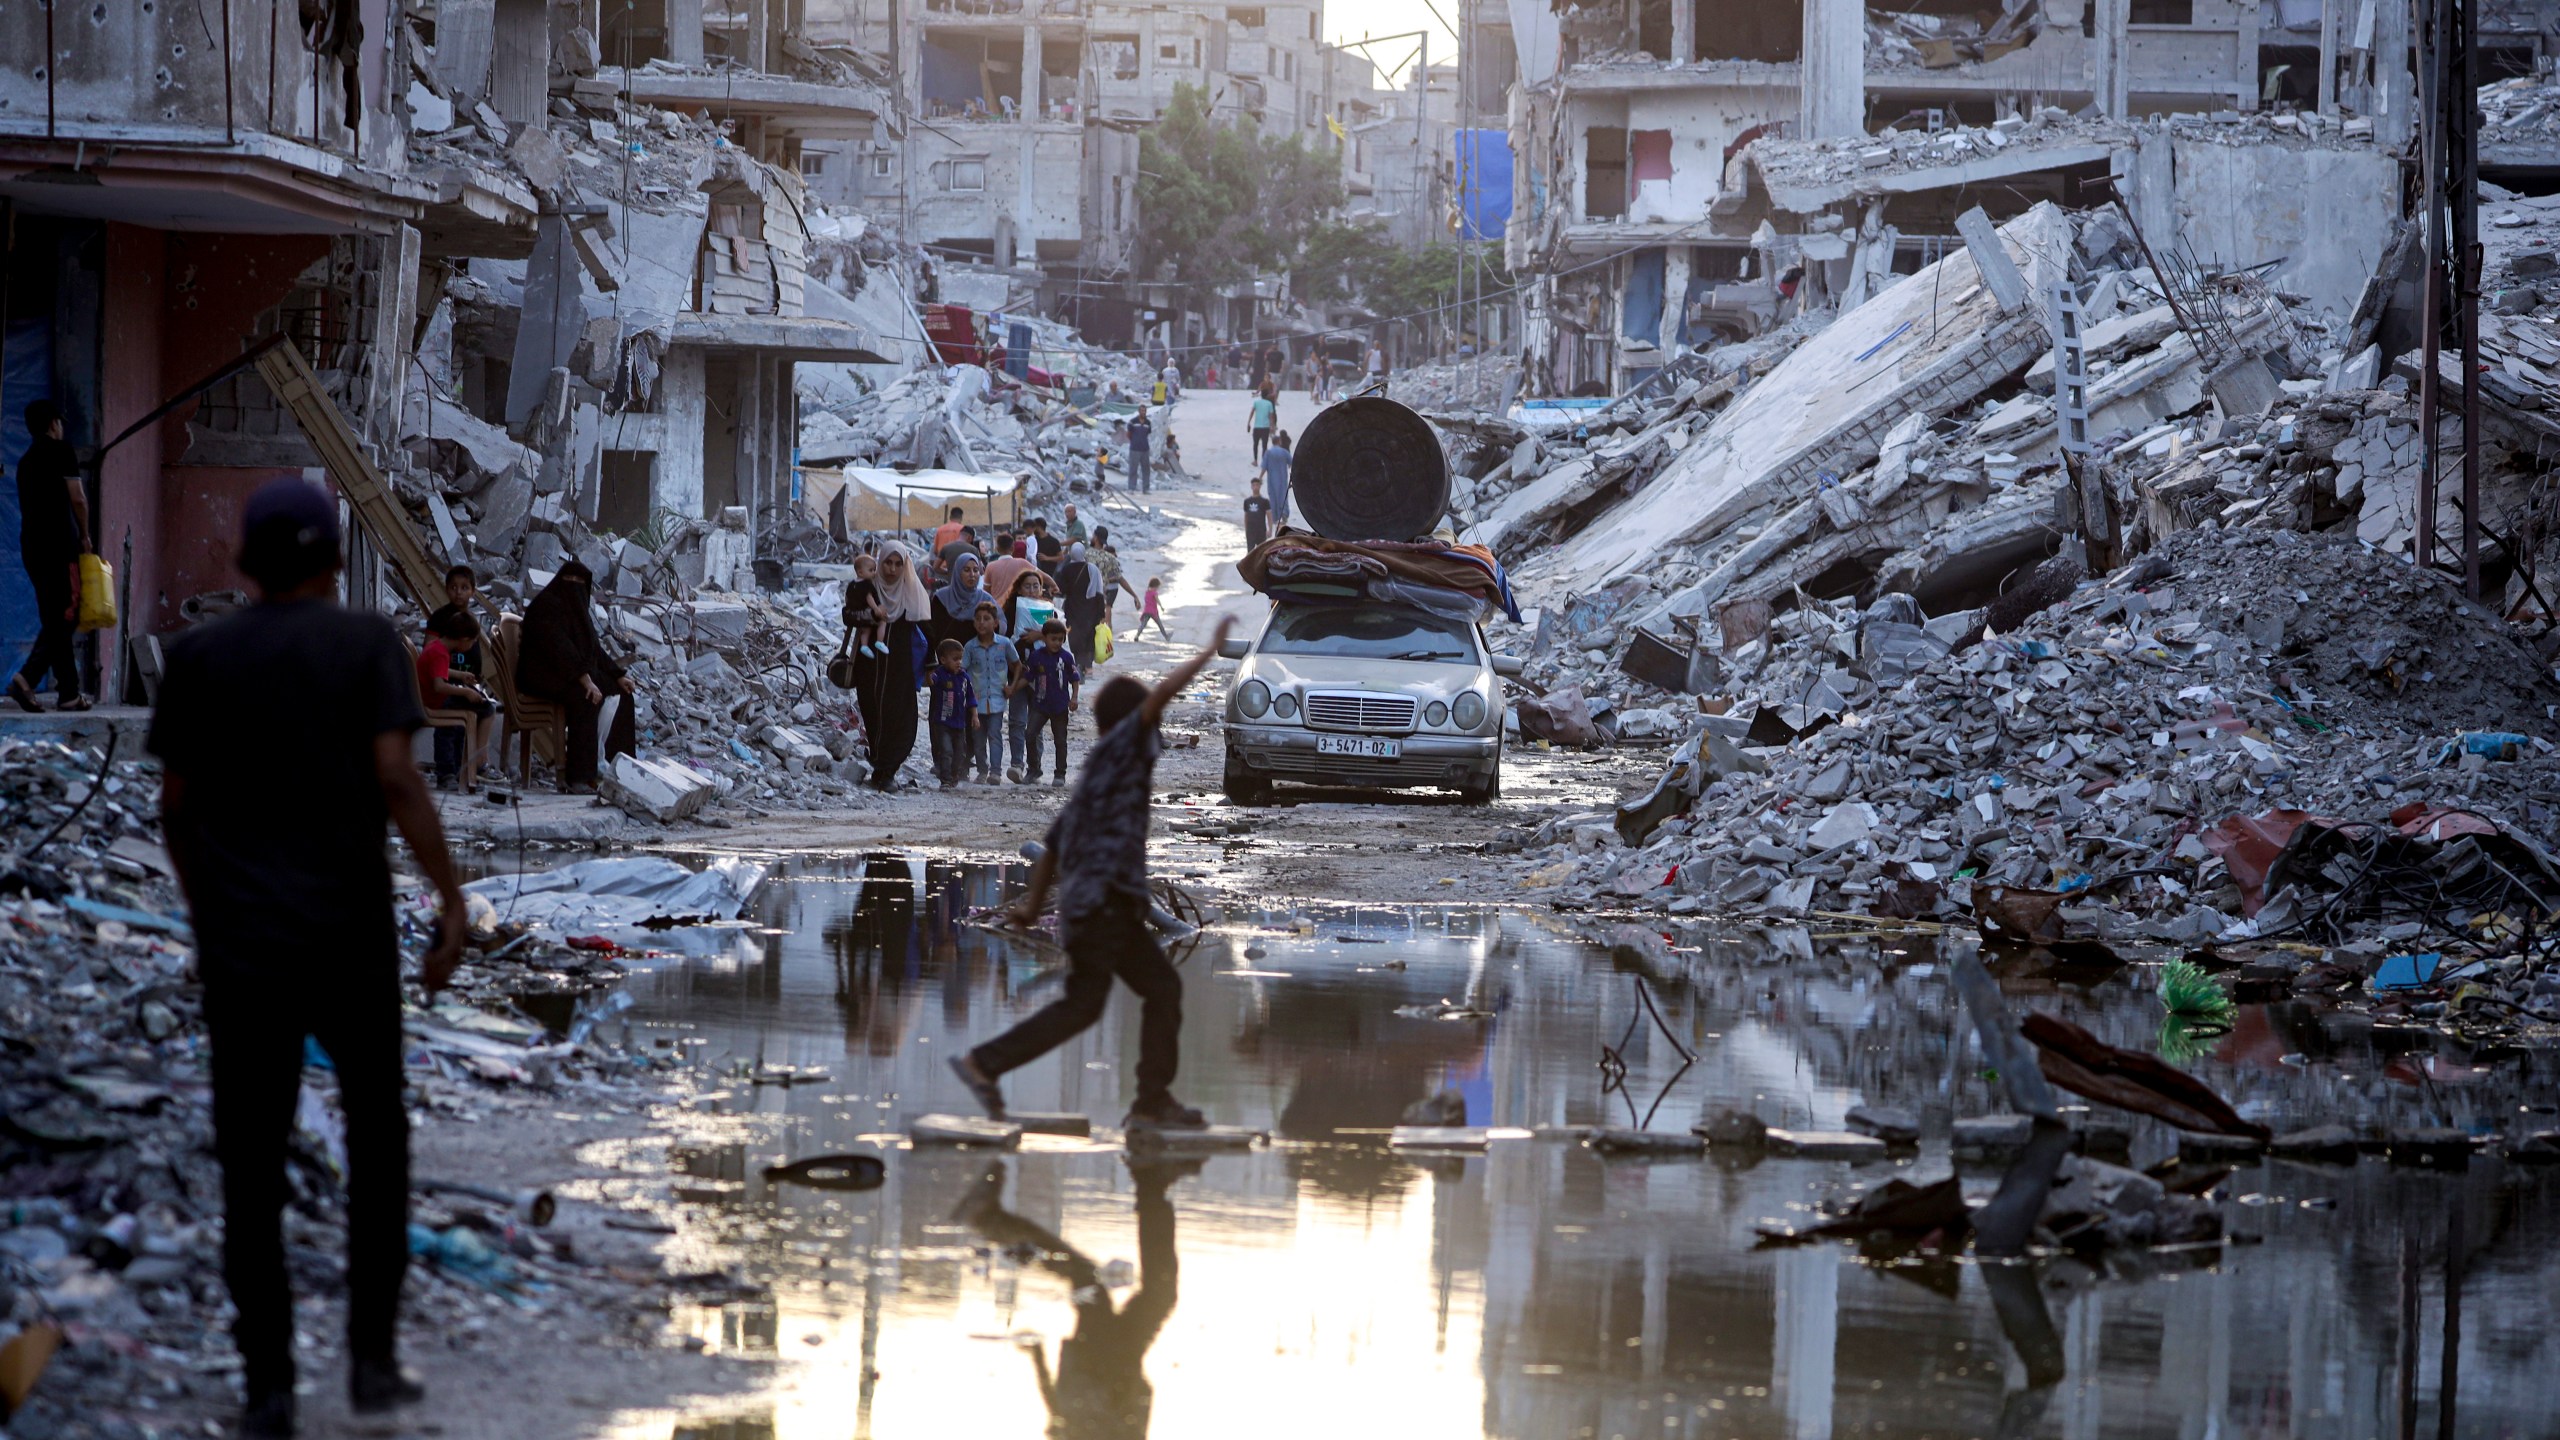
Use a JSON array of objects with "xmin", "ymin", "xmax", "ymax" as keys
[{"xmin": 576, "ymin": 855, "xmax": 2560, "ymax": 1439}]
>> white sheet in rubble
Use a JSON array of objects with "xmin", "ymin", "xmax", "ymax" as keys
[{"xmin": 464, "ymin": 856, "xmax": 768, "ymax": 931}]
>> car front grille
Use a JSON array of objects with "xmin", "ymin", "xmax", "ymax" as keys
[{"xmin": 1302, "ymin": 692, "xmax": 1419, "ymax": 733}]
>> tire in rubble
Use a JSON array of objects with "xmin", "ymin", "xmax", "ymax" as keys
[
  {"xmin": 1289, "ymin": 396, "xmax": 1452, "ymax": 543},
  {"xmin": 1458, "ymin": 761, "xmax": 1501, "ymax": 807},
  {"xmin": 1222, "ymin": 752, "xmax": 1272, "ymax": 806}
]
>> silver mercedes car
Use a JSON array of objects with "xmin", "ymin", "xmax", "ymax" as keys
[{"xmin": 1219, "ymin": 602, "xmax": 1522, "ymax": 805}]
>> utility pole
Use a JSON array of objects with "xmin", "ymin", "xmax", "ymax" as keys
[{"xmin": 2416, "ymin": 0, "xmax": 2480, "ymax": 597}]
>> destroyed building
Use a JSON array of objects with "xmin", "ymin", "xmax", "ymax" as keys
[
  {"xmin": 0, "ymin": 0, "xmax": 914, "ymax": 652},
  {"xmin": 800, "ymin": 0, "xmax": 1334, "ymax": 350},
  {"xmin": 1499, "ymin": 0, "xmax": 2438, "ymax": 395}
]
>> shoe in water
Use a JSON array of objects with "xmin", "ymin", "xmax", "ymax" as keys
[
  {"xmin": 350, "ymin": 1357, "xmax": 425, "ymax": 1414},
  {"xmin": 947, "ymin": 1054, "xmax": 1009, "ymax": 1119},
  {"xmin": 1123, "ymin": 1097, "xmax": 1208, "ymax": 1131}
]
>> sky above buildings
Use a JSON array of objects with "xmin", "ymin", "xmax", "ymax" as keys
[{"xmin": 1325, "ymin": 1, "xmax": 1458, "ymax": 84}]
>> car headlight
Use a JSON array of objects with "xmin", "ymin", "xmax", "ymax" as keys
[
  {"xmin": 1238, "ymin": 679, "xmax": 1270, "ymax": 719},
  {"xmin": 1454, "ymin": 691, "xmax": 1487, "ymax": 729},
  {"xmin": 1424, "ymin": 700, "xmax": 1450, "ymax": 727},
  {"xmin": 1273, "ymin": 691, "xmax": 1299, "ymax": 720}
]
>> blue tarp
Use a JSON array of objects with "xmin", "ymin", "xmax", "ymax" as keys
[
  {"xmin": 1454, "ymin": 129, "xmax": 1513, "ymax": 242},
  {"xmin": 0, "ymin": 316, "xmax": 53, "ymax": 682}
]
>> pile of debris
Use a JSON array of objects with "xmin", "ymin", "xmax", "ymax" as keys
[
  {"xmin": 1387, "ymin": 355, "xmax": 1521, "ymax": 415},
  {"xmin": 0, "ymin": 739, "xmax": 683, "ymax": 1432},
  {"xmin": 1509, "ymin": 525, "xmax": 2560, "ymax": 941}
]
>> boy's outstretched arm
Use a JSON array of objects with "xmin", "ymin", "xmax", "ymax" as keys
[{"xmin": 1138, "ymin": 615, "xmax": 1237, "ymax": 726}]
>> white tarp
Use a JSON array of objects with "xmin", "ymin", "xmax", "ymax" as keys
[
  {"xmin": 464, "ymin": 856, "xmax": 767, "ymax": 931},
  {"xmin": 803, "ymin": 465, "xmax": 1023, "ymax": 531}
]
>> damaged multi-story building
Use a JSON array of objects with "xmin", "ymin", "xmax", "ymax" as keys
[
  {"xmin": 1499, "ymin": 0, "xmax": 2475, "ymax": 395},
  {"xmin": 0, "ymin": 0, "xmax": 906, "ymax": 701},
  {"xmin": 798, "ymin": 0, "xmax": 1332, "ymax": 349}
]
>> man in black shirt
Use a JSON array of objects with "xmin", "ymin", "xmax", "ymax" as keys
[
  {"xmin": 8, "ymin": 399, "xmax": 91, "ymax": 713},
  {"xmin": 149, "ymin": 477, "xmax": 467, "ymax": 1438},
  {"xmin": 949, "ymin": 616, "xmax": 1236, "ymax": 1132}
]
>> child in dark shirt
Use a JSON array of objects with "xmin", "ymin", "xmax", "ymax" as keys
[
  {"xmin": 928, "ymin": 637, "xmax": 976, "ymax": 789},
  {"xmin": 1017, "ymin": 619, "xmax": 1082, "ymax": 783},
  {"xmin": 842, "ymin": 551, "xmax": 888, "ymax": 657}
]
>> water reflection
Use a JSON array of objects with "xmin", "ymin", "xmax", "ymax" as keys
[
  {"xmin": 957, "ymin": 1159, "xmax": 1190, "ymax": 1439},
  {"xmin": 589, "ymin": 855, "xmax": 2560, "ymax": 1439}
]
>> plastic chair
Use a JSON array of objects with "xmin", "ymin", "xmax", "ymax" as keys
[
  {"xmin": 405, "ymin": 638, "xmax": 483, "ymax": 793},
  {"xmin": 489, "ymin": 615, "xmax": 569, "ymax": 787}
]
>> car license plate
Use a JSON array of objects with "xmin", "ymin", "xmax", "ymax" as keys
[{"xmin": 1317, "ymin": 735, "xmax": 1401, "ymax": 759}]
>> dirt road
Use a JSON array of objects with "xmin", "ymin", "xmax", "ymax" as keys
[{"xmin": 705, "ymin": 385, "xmax": 1656, "ymax": 902}]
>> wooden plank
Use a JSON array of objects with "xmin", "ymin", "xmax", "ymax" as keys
[{"xmin": 253, "ymin": 342, "xmax": 450, "ymax": 609}]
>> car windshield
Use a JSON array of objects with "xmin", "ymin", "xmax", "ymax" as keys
[{"xmin": 1258, "ymin": 605, "xmax": 1479, "ymax": 663}]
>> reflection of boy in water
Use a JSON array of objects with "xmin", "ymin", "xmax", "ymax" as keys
[{"xmin": 955, "ymin": 1160, "xmax": 1195, "ymax": 1439}]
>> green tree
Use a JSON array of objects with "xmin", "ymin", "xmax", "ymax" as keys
[
  {"xmin": 1136, "ymin": 84, "xmax": 1343, "ymax": 305},
  {"xmin": 1295, "ymin": 221, "xmax": 1508, "ymax": 351}
]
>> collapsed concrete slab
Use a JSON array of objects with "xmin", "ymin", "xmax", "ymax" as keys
[
  {"xmin": 1513, "ymin": 202, "xmax": 2073, "ymax": 601},
  {"xmin": 600, "ymin": 753, "xmax": 720, "ymax": 824}
]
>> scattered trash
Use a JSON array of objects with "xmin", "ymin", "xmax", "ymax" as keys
[{"xmin": 762, "ymin": 1155, "xmax": 887, "ymax": 1191}]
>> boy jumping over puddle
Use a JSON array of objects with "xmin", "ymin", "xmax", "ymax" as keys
[{"xmin": 950, "ymin": 615, "xmax": 1237, "ymax": 1132}]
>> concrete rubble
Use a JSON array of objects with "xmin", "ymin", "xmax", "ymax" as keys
[{"xmin": 1414, "ymin": 74, "xmax": 2560, "ymax": 1060}]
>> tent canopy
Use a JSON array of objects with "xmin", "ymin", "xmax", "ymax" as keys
[{"xmin": 801, "ymin": 465, "xmax": 1023, "ymax": 534}]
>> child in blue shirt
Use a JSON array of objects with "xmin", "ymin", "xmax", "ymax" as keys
[
  {"xmin": 1018, "ymin": 619, "xmax": 1082, "ymax": 783},
  {"xmin": 928, "ymin": 638, "xmax": 976, "ymax": 789}
]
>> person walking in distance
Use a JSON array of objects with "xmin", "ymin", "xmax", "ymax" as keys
[
  {"xmin": 1259, "ymin": 429, "xmax": 1294, "ymax": 529},
  {"xmin": 1247, "ymin": 386, "xmax": 1276, "ymax": 464},
  {"xmin": 8, "ymin": 399, "xmax": 93, "ymax": 713},
  {"xmin": 1129, "ymin": 577, "xmax": 1168, "ymax": 642},
  {"xmin": 149, "ymin": 477, "xmax": 467, "ymax": 1438},
  {"xmin": 1242, "ymin": 475, "xmax": 1272, "ymax": 551},
  {"xmin": 1125, "ymin": 406, "xmax": 1154, "ymax": 495},
  {"xmin": 949, "ymin": 616, "xmax": 1240, "ymax": 1130}
]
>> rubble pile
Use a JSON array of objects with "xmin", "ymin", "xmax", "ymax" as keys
[
  {"xmin": 2480, "ymin": 71, "xmax": 2560, "ymax": 153},
  {"xmin": 796, "ymin": 341, "xmax": 1158, "ymax": 494},
  {"xmin": 1386, "ymin": 355, "xmax": 1521, "ymax": 414},
  {"xmin": 1508, "ymin": 527, "xmax": 2560, "ymax": 939},
  {"xmin": 0, "ymin": 740, "xmax": 680, "ymax": 1432}
]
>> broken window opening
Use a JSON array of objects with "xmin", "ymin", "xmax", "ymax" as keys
[
  {"xmin": 2258, "ymin": 46, "xmax": 2321, "ymax": 109},
  {"xmin": 598, "ymin": 451, "xmax": 656, "ymax": 537},
  {"xmin": 1093, "ymin": 36, "xmax": 1141, "ymax": 80},
  {"xmin": 1584, "ymin": 126, "xmax": 1628, "ymax": 219},
  {"xmin": 1694, "ymin": 0, "xmax": 1801, "ymax": 63},
  {"xmin": 1228, "ymin": 6, "xmax": 1267, "ymax": 27},
  {"xmin": 922, "ymin": 31, "xmax": 1027, "ymax": 119},
  {"xmin": 2128, "ymin": 0, "xmax": 2193, "ymax": 23},
  {"xmin": 1637, "ymin": 0, "xmax": 1675, "ymax": 60}
]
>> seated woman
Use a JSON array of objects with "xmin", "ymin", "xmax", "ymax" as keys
[{"xmin": 514, "ymin": 560, "xmax": 636, "ymax": 792}]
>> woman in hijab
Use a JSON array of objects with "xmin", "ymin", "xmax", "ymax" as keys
[
  {"xmin": 1056, "ymin": 543, "xmax": 1107, "ymax": 670},
  {"xmin": 515, "ymin": 560, "xmax": 636, "ymax": 791},
  {"xmin": 854, "ymin": 541, "xmax": 931, "ymax": 790},
  {"xmin": 930, "ymin": 552, "xmax": 997, "ymax": 654}
]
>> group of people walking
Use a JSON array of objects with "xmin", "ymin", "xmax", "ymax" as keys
[{"xmin": 840, "ymin": 507, "xmax": 1144, "ymax": 791}]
